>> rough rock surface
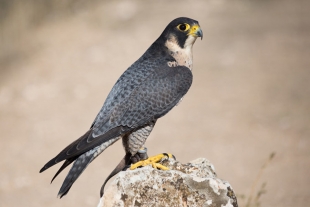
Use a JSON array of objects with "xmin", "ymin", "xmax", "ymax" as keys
[{"xmin": 99, "ymin": 158, "xmax": 238, "ymax": 207}]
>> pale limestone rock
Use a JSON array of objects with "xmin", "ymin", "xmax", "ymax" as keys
[{"xmin": 99, "ymin": 158, "xmax": 238, "ymax": 207}]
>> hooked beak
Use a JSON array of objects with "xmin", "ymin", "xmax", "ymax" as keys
[
  {"xmin": 196, "ymin": 27, "xmax": 203, "ymax": 40},
  {"xmin": 189, "ymin": 24, "xmax": 203, "ymax": 40}
]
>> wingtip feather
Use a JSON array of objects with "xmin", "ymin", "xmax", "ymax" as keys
[{"xmin": 40, "ymin": 166, "xmax": 47, "ymax": 173}]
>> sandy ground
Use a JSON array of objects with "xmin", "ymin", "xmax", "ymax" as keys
[{"xmin": 0, "ymin": 0, "xmax": 309, "ymax": 206}]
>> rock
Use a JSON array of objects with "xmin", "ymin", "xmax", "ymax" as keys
[{"xmin": 99, "ymin": 158, "xmax": 238, "ymax": 207}]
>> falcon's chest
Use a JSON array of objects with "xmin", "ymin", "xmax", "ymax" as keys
[{"xmin": 165, "ymin": 35, "xmax": 196, "ymax": 70}]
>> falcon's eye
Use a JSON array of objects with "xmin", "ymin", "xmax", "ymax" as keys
[
  {"xmin": 179, "ymin": 24, "xmax": 186, "ymax": 31},
  {"xmin": 177, "ymin": 23, "xmax": 190, "ymax": 32}
]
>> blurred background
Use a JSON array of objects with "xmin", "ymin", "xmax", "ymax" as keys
[{"xmin": 0, "ymin": 0, "xmax": 309, "ymax": 206}]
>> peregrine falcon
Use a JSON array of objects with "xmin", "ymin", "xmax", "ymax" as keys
[{"xmin": 40, "ymin": 17, "xmax": 203, "ymax": 198}]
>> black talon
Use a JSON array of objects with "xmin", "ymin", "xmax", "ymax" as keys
[
  {"xmin": 162, "ymin": 153, "xmax": 169, "ymax": 158},
  {"xmin": 162, "ymin": 153, "xmax": 176, "ymax": 160}
]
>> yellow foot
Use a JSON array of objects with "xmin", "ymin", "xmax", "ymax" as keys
[{"xmin": 130, "ymin": 153, "xmax": 174, "ymax": 170}]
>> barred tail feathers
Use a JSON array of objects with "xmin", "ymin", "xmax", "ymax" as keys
[{"xmin": 58, "ymin": 136, "xmax": 120, "ymax": 198}]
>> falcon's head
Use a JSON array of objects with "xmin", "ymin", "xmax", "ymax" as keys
[
  {"xmin": 159, "ymin": 17, "xmax": 203, "ymax": 50},
  {"xmin": 152, "ymin": 17, "xmax": 202, "ymax": 70}
]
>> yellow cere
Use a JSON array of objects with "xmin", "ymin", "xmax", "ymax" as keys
[{"xmin": 188, "ymin": 24, "xmax": 201, "ymax": 36}]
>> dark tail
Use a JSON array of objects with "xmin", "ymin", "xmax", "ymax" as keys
[
  {"xmin": 57, "ymin": 136, "xmax": 121, "ymax": 198},
  {"xmin": 51, "ymin": 159, "xmax": 75, "ymax": 183},
  {"xmin": 57, "ymin": 147, "xmax": 98, "ymax": 198},
  {"xmin": 40, "ymin": 130, "xmax": 92, "ymax": 173},
  {"xmin": 100, "ymin": 153, "xmax": 131, "ymax": 197}
]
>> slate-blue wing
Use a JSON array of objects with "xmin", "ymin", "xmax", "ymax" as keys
[{"xmin": 118, "ymin": 65, "xmax": 193, "ymax": 128}]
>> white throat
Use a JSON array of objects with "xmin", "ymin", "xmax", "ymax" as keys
[{"xmin": 165, "ymin": 35, "xmax": 197, "ymax": 70}]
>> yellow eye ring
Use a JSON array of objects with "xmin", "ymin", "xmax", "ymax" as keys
[{"xmin": 177, "ymin": 23, "xmax": 190, "ymax": 32}]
